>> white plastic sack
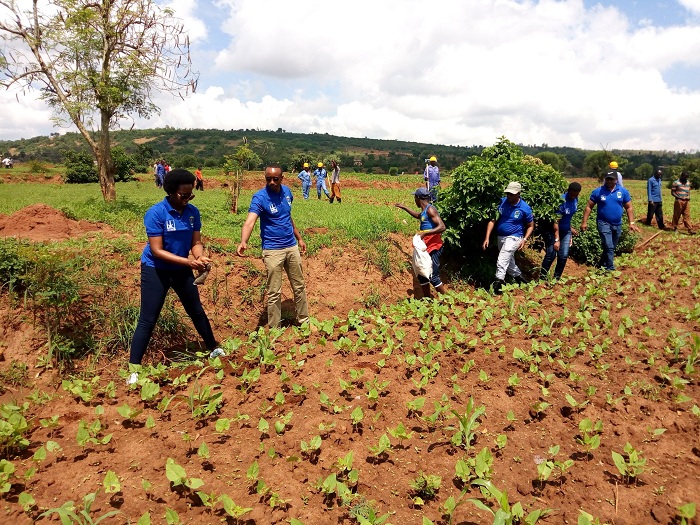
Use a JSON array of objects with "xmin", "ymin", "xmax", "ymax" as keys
[{"xmin": 411, "ymin": 234, "xmax": 432, "ymax": 279}]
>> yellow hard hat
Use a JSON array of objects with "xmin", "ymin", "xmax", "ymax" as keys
[
  {"xmin": 429, "ymin": 156, "xmax": 437, "ymax": 162},
  {"xmin": 303, "ymin": 162, "xmax": 309, "ymax": 168},
  {"xmin": 317, "ymin": 162, "xmax": 323, "ymax": 167},
  {"xmin": 609, "ymin": 161, "xmax": 618, "ymax": 169}
]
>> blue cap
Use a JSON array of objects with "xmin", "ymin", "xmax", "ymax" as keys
[{"xmin": 414, "ymin": 187, "xmax": 431, "ymax": 199}]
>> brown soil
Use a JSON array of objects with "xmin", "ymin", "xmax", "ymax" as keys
[
  {"xmin": 0, "ymin": 206, "xmax": 698, "ymax": 525},
  {"xmin": 0, "ymin": 204, "xmax": 112, "ymax": 242}
]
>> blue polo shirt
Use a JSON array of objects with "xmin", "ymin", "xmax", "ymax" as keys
[
  {"xmin": 589, "ymin": 184, "xmax": 631, "ymax": 225},
  {"xmin": 557, "ymin": 193, "xmax": 578, "ymax": 233},
  {"xmin": 141, "ymin": 197, "xmax": 201, "ymax": 269},
  {"xmin": 249, "ymin": 185, "xmax": 297, "ymax": 250},
  {"xmin": 495, "ymin": 197, "xmax": 534, "ymax": 237}
]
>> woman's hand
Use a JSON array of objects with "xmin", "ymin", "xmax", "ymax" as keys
[{"xmin": 189, "ymin": 258, "xmax": 208, "ymax": 271}]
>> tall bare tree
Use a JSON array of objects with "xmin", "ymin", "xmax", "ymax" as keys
[{"xmin": 0, "ymin": 0, "xmax": 197, "ymax": 201}]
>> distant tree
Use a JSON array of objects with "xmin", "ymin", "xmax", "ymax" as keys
[
  {"xmin": 635, "ymin": 163, "xmax": 654, "ymax": 180},
  {"xmin": 388, "ymin": 167, "xmax": 399, "ymax": 176},
  {"xmin": 535, "ymin": 151, "xmax": 569, "ymax": 173},
  {"xmin": 0, "ymin": 0, "xmax": 197, "ymax": 202},
  {"xmin": 231, "ymin": 144, "xmax": 261, "ymax": 170},
  {"xmin": 582, "ymin": 151, "xmax": 622, "ymax": 180},
  {"xmin": 177, "ymin": 154, "xmax": 199, "ymax": 169}
]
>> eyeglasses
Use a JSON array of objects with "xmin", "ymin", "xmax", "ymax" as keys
[
  {"xmin": 176, "ymin": 192, "xmax": 195, "ymax": 200},
  {"xmin": 265, "ymin": 177, "xmax": 280, "ymax": 182}
]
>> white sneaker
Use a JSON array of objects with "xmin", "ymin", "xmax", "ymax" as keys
[
  {"xmin": 209, "ymin": 348, "xmax": 226, "ymax": 358},
  {"xmin": 126, "ymin": 372, "xmax": 139, "ymax": 385}
]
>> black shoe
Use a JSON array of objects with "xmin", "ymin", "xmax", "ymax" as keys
[
  {"xmin": 491, "ymin": 279, "xmax": 505, "ymax": 295},
  {"xmin": 514, "ymin": 274, "xmax": 529, "ymax": 285}
]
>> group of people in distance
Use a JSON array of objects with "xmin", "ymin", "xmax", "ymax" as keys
[
  {"xmin": 297, "ymin": 160, "xmax": 341, "ymax": 202},
  {"xmin": 125, "ymin": 159, "xmax": 694, "ymax": 383}
]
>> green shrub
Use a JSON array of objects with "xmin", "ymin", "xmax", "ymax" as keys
[
  {"xmin": 388, "ymin": 167, "xmax": 399, "ymax": 176},
  {"xmin": 63, "ymin": 150, "xmax": 97, "ymax": 183},
  {"xmin": 112, "ymin": 147, "xmax": 137, "ymax": 182}
]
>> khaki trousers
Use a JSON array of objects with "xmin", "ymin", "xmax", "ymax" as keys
[
  {"xmin": 262, "ymin": 245, "xmax": 309, "ymax": 328},
  {"xmin": 672, "ymin": 199, "xmax": 693, "ymax": 232}
]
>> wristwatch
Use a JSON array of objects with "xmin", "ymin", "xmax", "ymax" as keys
[{"xmin": 554, "ymin": 238, "xmax": 559, "ymax": 242}]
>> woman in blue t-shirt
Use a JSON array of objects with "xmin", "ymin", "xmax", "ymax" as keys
[
  {"xmin": 540, "ymin": 182, "xmax": 581, "ymax": 280},
  {"xmin": 127, "ymin": 169, "xmax": 223, "ymax": 385}
]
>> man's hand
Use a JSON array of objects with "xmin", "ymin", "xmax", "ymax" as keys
[
  {"xmin": 580, "ymin": 222, "xmax": 588, "ymax": 232},
  {"xmin": 482, "ymin": 239, "xmax": 489, "ymax": 250},
  {"xmin": 630, "ymin": 223, "xmax": 641, "ymax": 233},
  {"xmin": 571, "ymin": 227, "xmax": 579, "ymax": 236},
  {"xmin": 553, "ymin": 241, "xmax": 560, "ymax": 251},
  {"xmin": 298, "ymin": 239, "xmax": 307, "ymax": 255},
  {"xmin": 236, "ymin": 242, "xmax": 247, "ymax": 256},
  {"xmin": 518, "ymin": 239, "xmax": 527, "ymax": 250}
]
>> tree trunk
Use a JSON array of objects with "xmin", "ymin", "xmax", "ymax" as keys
[
  {"xmin": 97, "ymin": 112, "xmax": 117, "ymax": 202},
  {"xmin": 229, "ymin": 169, "xmax": 242, "ymax": 213}
]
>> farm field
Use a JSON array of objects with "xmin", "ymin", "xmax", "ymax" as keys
[{"xmin": 0, "ymin": 172, "xmax": 698, "ymax": 525}]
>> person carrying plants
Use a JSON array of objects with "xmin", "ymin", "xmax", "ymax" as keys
[
  {"xmin": 298, "ymin": 162, "xmax": 311, "ymax": 199},
  {"xmin": 313, "ymin": 161, "xmax": 330, "ymax": 200},
  {"xmin": 540, "ymin": 182, "xmax": 581, "ymax": 281},
  {"xmin": 424, "ymin": 156, "xmax": 440, "ymax": 202},
  {"xmin": 580, "ymin": 172, "xmax": 641, "ymax": 271},
  {"xmin": 671, "ymin": 171, "xmax": 695, "ymax": 234},
  {"xmin": 128, "ymin": 169, "xmax": 224, "ymax": 385},
  {"xmin": 237, "ymin": 165, "xmax": 310, "ymax": 328},
  {"xmin": 644, "ymin": 168, "xmax": 665, "ymax": 229},
  {"xmin": 329, "ymin": 160, "xmax": 342, "ymax": 203},
  {"xmin": 482, "ymin": 181, "xmax": 534, "ymax": 294},
  {"xmin": 195, "ymin": 166, "xmax": 204, "ymax": 191},
  {"xmin": 395, "ymin": 187, "xmax": 447, "ymax": 298}
]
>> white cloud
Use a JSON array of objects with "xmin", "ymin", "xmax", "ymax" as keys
[
  {"xmin": 678, "ymin": 0, "xmax": 700, "ymax": 14},
  {"xmin": 1, "ymin": 0, "xmax": 700, "ymax": 151}
]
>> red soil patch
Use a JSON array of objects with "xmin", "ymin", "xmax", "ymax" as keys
[{"xmin": 0, "ymin": 203, "xmax": 114, "ymax": 242}]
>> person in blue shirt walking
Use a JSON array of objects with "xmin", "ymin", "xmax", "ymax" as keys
[
  {"xmin": 482, "ymin": 181, "xmax": 534, "ymax": 294},
  {"xmin": 155, "ymin": 160, "xmax": 165, "ymax": 188},
  {"xmin": 581, "ymin": 172, "xmax": 640, "ymax": 271},
  {"xmin": 314, "ymin": 162, "xmax": 330, "ymax": 200},
  {"xmin": 540, "ymin": 182, "xmax": 581, "ymax": 281},
  {"xmin": 298, "ymin": 162, "xmax": 311, "ymax": 199},
  {"xmin": 424, "ymin": 156, "xmax": 440, "ymax": 202},
  {"xmin": 237, "ymin": 165, "xmax": 310, "ymax": 328},
  {"xmin": 128, "ymin": 169, "xmax": 223, "ymax": 385},
  {"xmin": 644, "ymin": 168, "xmax": 666, "ymax": 230}
]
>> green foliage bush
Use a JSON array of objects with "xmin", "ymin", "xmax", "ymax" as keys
[
  {"xmin": 111, "ymin": 147, "xmax": 136, "ymax": 182},
  {"xmin": 439, "ymin": 137, "xmax": 568, "ymax": 251},
  {"xmin": 63, "ymin": 150, "xmax": 97, "ymax": 183}
]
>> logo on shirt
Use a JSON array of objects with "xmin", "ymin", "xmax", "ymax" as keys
[
  {"xmin": 565, "ymin": 209, "xmax": 570, "ymax": 214},
  {"xmin": 166, "ymin": 220, "xmax": 176, "ymax": 232},
  {"xmin": 189, "ymin": 216, "xmax": 194, "ymax": 228},
  {"xmin": 286, "ymin": 195, "xmax": 291, "ymax": 206},
  {"xmin": 269, "ymin": 203, "xmax": 278, "ymax": 214},
  {"xmin": 601, "ymin": 196, "xmax": 606, "ymax": 201},
  {"xmin": 514, "ymin": 210, "xmax": 521, "ymax": 219},
  {"xmin": 617, "ymin": 191, "xmax": 622, "ymax": 198}
]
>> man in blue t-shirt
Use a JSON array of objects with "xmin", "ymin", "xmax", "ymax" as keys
[
  {"xmin": 482, "ymin": 181, "xmax": 534, "ymax": 294},
  {"xmin": 237, "ymin": 165, "xmax": 309, "ymax": 328},
  {"xmin": 424, "ymin": 156, "xmax": 440, "ymax": 202},
  {"xmin": 581, "ymin": 173, "xmax": 640, "ymax": 271},
  {"xmin": 313, "ymin": 162, "xmax": 330, "ymax": 200},
  {"xmin": 540, "ymin": 182, "xmax": 581, "ymax": 281}
]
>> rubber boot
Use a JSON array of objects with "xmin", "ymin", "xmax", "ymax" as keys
[
  {"xmin": 492, "ymin": 279, "xmax": 505, "ymax": 295},
  {"xmin": 329, "ymin": 197, "xmax": 334, "ymax": 203},
  {"xmin": 337, "ymin": 198, "xmax": 341, "ymax": 203},
  {"xmin": 514, "ymin": 274, "xmax": 529, "ymax": 285}
]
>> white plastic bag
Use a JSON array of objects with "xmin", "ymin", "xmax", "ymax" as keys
[{"xmin": 411, "ymin": 234, "xmax": 432, "ymax": 279}]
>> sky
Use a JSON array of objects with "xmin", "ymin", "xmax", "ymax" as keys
[{"xmin": 1, "ymin": 0, "xmax": 699, "ymax": 152}]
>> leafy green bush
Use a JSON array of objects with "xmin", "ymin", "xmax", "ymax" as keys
[
  {"xmin": 111, "ymin": 147, "xmax": 137, "ymax": 182},
  {"xmin": 63, "ymin": 150, "xmax": 97, "ymax": 183},
  {"xmin": 439, "ymin": 137, "xmax": 567, "ymax": 251}
]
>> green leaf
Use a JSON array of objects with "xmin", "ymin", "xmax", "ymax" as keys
[
  {"xmin": 103, "ymin": 470, "xmax": 121, "ymax": 493},
  {"xmin": 164, "ymin": 508, "xmax": 180, "ymax": 525},
  {"xmin": 165, "ymin": 458, "xmax": 186, "ymax": 485},
  {"xmin": 137, "ymin": 512, "xmax": 151, "ymax": 525}
]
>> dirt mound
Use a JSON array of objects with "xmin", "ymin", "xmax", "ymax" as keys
[{"xmin": 0, "ymin": 203, "xmax": 113, "ymax": 242}]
